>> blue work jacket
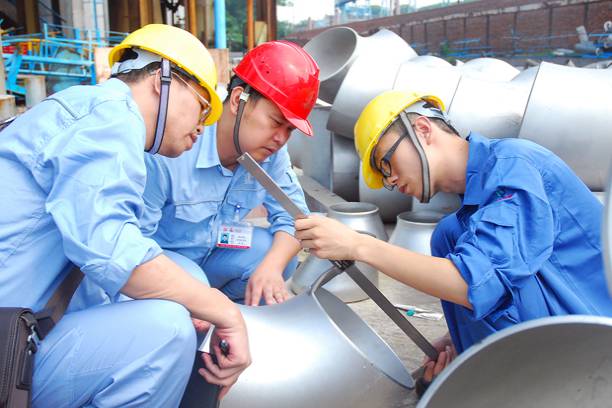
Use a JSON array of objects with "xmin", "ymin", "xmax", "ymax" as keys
[
  {"xmin": 431, "ymin": 132, "xmax": 612, "ymax": 353},
  {"xmin": 140, "ymin": 123, "xmax": 308, "ymax": 266},
  {"xmin": 0, "ymin": 79, "xmax": 162, "ymax": 311}
]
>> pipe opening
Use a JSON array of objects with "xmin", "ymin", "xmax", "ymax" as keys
[
  {"xmin": 330, "ymin": 202, "xmax": 379, "ymax": 215},
  {"xmin": 315, "ymin": 288, "xmax": 414, "ymax": 389},
  {"xmin": 304, "ymin": 27, "xmax": 359, "ymax": 81},
  {"xmin": 397, "ymin": 210, "xmax": 445, "ymax": 224}
]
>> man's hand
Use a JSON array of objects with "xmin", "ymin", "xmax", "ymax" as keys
[
  {"xmin": 295, "ymin": 216, "xmax": 365, "ymax": 260},
  {"xmin": 421, "ymin": 333, "xmax": 457, "ymax": 383},
  {"xmin": 198, "ymin": 316, "xmax": 252, "ymax": 399},
  {"xmin": 192, "ymin": 318, "xmax": 211, "ymax": 332},
  {"xmin": 245, "ymin": 266, "xmax": 291, "ymax": 306}
]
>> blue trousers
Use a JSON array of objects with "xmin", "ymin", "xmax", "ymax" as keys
[
  {"xmin": 200, "ymin": 227, "xmax": 298, "ymax": 303},
  {"xmin": 32, "ymin": 252, "xmax": 208, "ymax": 408}
]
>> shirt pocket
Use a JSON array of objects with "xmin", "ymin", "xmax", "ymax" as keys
[
  {"xmin": 225, "ymin": 187, "xmax": 266, "ymax": 219},
  {"xmin": 174, "ymin": 201, "xmax": 220, "ymax": 224},
  {"xmin": 475, "ymin": 203, "xmax": 518, "ymax": 264}
]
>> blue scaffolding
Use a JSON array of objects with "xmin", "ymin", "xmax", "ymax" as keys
[{"xmin": 2, "ymin": 22, "xmax": 127, "ymax": 96}]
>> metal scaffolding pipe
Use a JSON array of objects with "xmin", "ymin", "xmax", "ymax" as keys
[
  {"xmin": 214, "ymin": 0, "xmax": 226, "ymax": 49},
  {"xmin": 187, "ymin": 0, "xmax": 197, "ymax": 37},
  {"xmin": 246, "ymin": 0, "xmax": 254, "ymax": 50}
]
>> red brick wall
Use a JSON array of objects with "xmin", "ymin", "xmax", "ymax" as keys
[
  {"xmin": 587, "ymin": 1, "xmax": 612, "ymax": 31},
  {"xmin": 288, "ymin": 0, "xmax": 611, "ymax": 56},
  {"xmin": 464, "ymin": 15, "xmax": 487, "ymax": 45},
  {"xmin": 489, "ymin": 12, "xmax": 515, "ymax": 52},
  {"xmin": 551, "ymin": 5, "xmax": 584, "ymax": 48},
  {"xmin": 515, "ymin": 8, "xmax": 549, "ymax": 52}
]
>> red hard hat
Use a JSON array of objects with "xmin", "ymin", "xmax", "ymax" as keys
[{"xmin": 233, "ymin": 41, "xmax": 320, "ymax": 136}]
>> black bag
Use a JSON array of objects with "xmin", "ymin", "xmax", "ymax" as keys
[{"xmin": 0, "ymin": 266, "xmax": 83, "ymax": 408}]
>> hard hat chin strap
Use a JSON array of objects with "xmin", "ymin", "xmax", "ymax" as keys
[
  {"xmin": 399, "ymin": 112, "xmax": 431, "ymax": 203},
  {"xmin": 147, "ymin": 58, "xmax": 171, "ymax": 155},
  {"xmin": 233, "ymin": 85, "xmax": 251, "ymax": 156}
]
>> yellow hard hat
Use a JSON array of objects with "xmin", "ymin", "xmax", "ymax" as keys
[
  {"xmin": 354, "ymin": 90, "xmax": 445, "ymax": 189},
  {"xmin": 109, "ymin": 24, "xmax": 222, "ymax": 125}
]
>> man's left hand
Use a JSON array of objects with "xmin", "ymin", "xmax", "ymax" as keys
[{"xmin": 245, "ymin": 267, "xmax": 291, "ymax": 306}]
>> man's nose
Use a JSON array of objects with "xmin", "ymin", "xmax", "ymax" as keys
[{"xmin": 274, "ymin": 127, "xmax": 291, "ymax": 145}]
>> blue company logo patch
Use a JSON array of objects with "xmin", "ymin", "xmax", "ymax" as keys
[{"xmin": 495, "ymin": 189, "xmax": 514, "ymax": 201}]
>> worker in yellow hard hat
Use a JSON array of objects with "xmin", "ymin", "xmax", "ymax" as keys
[
  {"xmin": 295, "ymin": 90, "xmax": 612, "ymax": 396},
  {"xmin": 0, "ymin": 24, "xmax": 250, "ymax": 407},
  {"xmin": 108, "ymin": 23, "xmax": 223, "ymax": 156}
]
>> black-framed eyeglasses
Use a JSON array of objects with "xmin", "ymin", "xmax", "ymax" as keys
[{"xmin": 371, "ymin": 133, "xmax": 408, "ymax": 191}]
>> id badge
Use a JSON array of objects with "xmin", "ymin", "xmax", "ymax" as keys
[{"xmin": 216, "ymin": 222, "xmax": 253, "ymax": 249}]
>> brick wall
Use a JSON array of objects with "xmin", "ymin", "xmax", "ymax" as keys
[{"xmin": 287, "ymin": 0, "xmax": 611, "ymax": 56}]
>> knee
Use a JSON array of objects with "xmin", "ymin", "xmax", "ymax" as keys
[
  {"xmin": 250, "ymin": 227, "xmax": 274, "ymax": 254},
  {"xmin": 249, "ymin": 228, "xmax": 297, "ymax": 280},
  {"xmin": 143, "ymin": 300, "xmax": 196, "ymax": 358},
  {"xmin": 282, "ymin": 256, "xmax": 298, "ymax": 280},
  {"xmin": 164, "ymin": 250, "xmax": 209, "ymax": 286}
]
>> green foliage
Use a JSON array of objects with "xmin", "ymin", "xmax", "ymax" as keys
[
  {"xmin": 225, "ymin": 0, "xmax": 247, "ymax": 51},
  {"xmin": 277, "ymin": 20, "xmax": 294, "ymax": 39},
  {"xmin": 224, "ymin": 0, "xmax": 296, "ymax": 49}
]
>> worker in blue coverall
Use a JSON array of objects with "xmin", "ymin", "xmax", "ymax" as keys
[
  {"xmin": 0, "ymin": 24, "xmax": 250, "ymax": 407},
  {"xmin": 140, "ymin": 41, "xmax": 320, "ymax": 306},
  {"xmin": 294, "ymin": 90, "xmax": 612, "ymax": 393}
]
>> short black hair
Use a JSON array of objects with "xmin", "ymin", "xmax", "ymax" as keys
[{"xmin": 225, "ymin": 74, "xmax": 262, "ymax": 104}]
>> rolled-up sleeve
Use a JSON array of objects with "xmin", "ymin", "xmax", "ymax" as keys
[
  {"xmin": 41, "ymin": 101, "xmax": 162, "ymax": 296},
  {"xmin": 264, "ymin": 147, "xmax": 310, "ymax": 236},
  {"xmin": 448, "ymin": 158, "xmax": 554, "ymax": 320}
]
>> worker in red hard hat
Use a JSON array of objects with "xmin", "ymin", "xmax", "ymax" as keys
[{"xmin": 140, "ymin": 41, "xmax": 320, "ymax": 309}]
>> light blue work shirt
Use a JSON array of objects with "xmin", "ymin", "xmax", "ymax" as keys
[
  {"xmin": 431, "ymin": 132, "xmax": 612, "ymax": 353},
  {"xmin": 0, "ymin": 78, "xmax": 162, "ymax": 311},
  {"xmin": 141, "ymin": 123, "xmax": 309, "ymax": 266}
]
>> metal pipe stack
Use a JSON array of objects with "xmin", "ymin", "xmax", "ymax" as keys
[{"xmin": 291, "ymin": 26, "xmax": 612, "ymax": 222}]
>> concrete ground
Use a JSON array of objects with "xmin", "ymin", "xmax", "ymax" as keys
[{"xmin": 347, "ymin": 273, "xmax": 447, "ymax": 407}]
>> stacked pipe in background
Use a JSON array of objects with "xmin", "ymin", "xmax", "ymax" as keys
[{"xmin": 289, "ymin": 26, "xmax": 612, "ymax": 224}]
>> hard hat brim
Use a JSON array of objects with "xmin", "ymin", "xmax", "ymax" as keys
[
  {"xmin": 361, "ymin": 137, "xmax": 385, "ymax": 189},
  {"xmin": 278, "ymin": 104, "xmax": 314, "ymax": 136},
  {"xmin": 111, "ymin": 43, "xmax": 223, "ymax": 125}
]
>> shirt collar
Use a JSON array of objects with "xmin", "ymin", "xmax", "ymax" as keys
[
  {"xmin": 196, "ymin": 124, "xmax": 222, "ymax": 169},
  {"xmin": 99, "ymin": 78, "xmax": 132, "ymax": 95},
  {"xmin": 195, "ymin": 123, "xmax": 272, "ymax": 173},
  {"xmin": 462, "ymin": 132, "xmax": 491, "ymax": 206}
]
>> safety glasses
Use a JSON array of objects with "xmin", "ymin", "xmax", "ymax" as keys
[{"xmin": 172, "ymin": 73, "xmax": 212, "ymax": 126}]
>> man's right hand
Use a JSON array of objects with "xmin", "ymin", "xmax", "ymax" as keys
[
  {"xmin": 122, "ymin": 255, "xmax": 252, "ymax": 399},
  {"xmin": 198, "ymin": 310, "xmax": 251, "ymax": 400},
  {"xmin": 421, "ymin": 332, "xmax": 456, "ymax": 383}
]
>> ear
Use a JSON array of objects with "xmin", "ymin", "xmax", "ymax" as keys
[
  {"xmin": 151, "ymin": 69, "xmax": 162, "ymax": 96},
  {"xmin": 413, "ymin": 116, "xmax": 433, "ymax": 145},
  {"xmin": 228, "ymin": 86, "xmax": 245, "ymax": 115}
]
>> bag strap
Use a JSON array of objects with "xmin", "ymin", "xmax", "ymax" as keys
[{"xmin": 35, "ymin": 265, "xmax": 84, "ymax": 339}]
